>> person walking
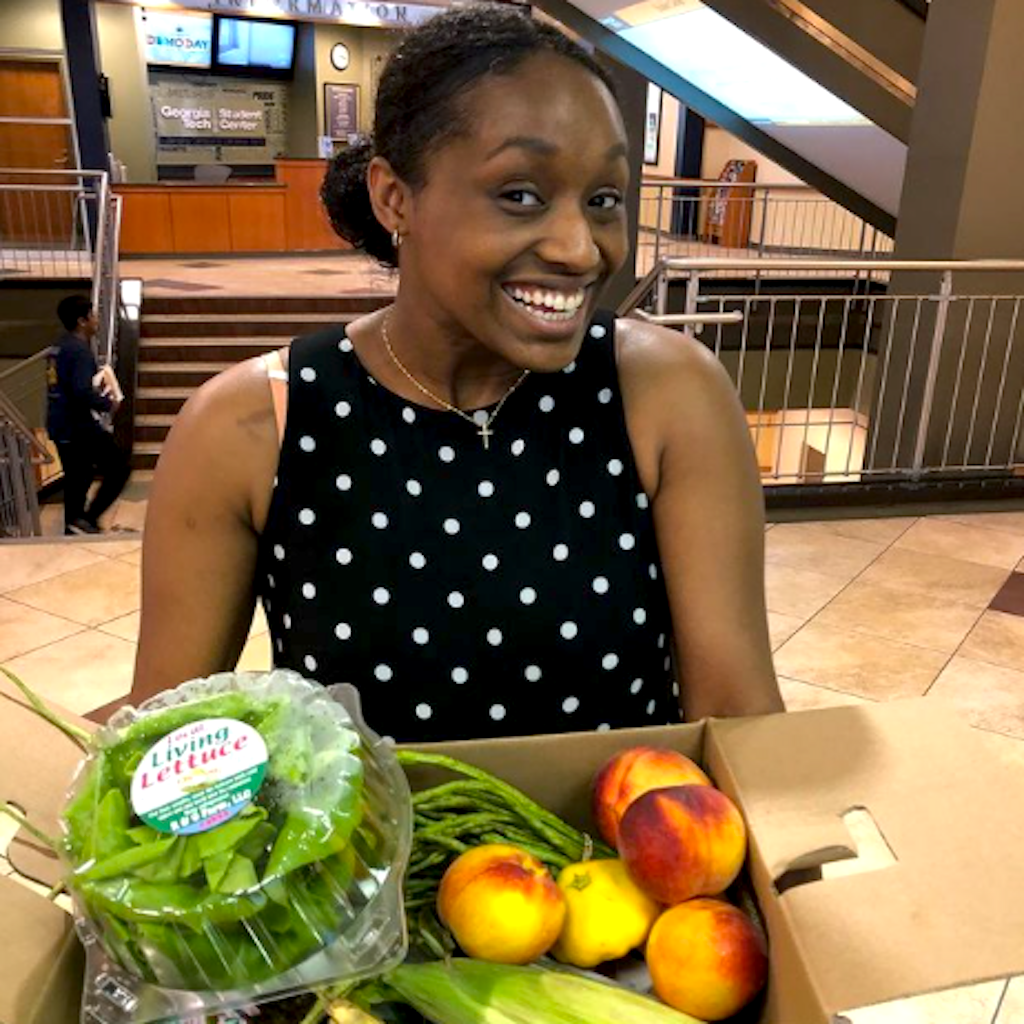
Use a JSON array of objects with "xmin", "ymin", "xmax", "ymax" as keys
[{"xmin": 47, "ymin": 294, "xmax": 131, "ymax": 535}]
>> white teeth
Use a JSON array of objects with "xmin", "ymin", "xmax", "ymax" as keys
[{"xmin": 506, "ymin": 286, "xmax": 585, "ymax": 317}]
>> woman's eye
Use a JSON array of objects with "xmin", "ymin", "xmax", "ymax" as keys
[
  {"xmin": 591, "ymin": 192, "xmax": 623, "ymax": 211},
  {"xmin": 502, "ymin": 189, "xmax": 543, "ymax": 207}
]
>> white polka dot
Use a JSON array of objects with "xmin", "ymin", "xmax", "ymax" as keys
[
  {"xmin": 367, "ymin": 376, "xmax": 378, "ymax": 386},
  {"xmin": 299, "ymin": 508, "xmax": 315, "ymax": 526},
  {"xmin": 335, "ymin": 622, "xmax": 352, "ymax": 640},
  {"xmin": 524, "ymin": 665, "xmax": 542, "ymax": 682},
  {"xmin": 273, "ymin": 544, "xmax": 285, "ymax": 561},
  {"xmin": 412, "ymin": 627, "xmax": 430, "ymax": 645},
  {"xmin": 402, "ymin": 406, "xmax": 416, "ymax": 423},
  {"xmin": 336, "ymin": 547, "xmax": 353, "ymax": 565},
  {"xmin": 633, "ymin": 608, "xmax": 647, "ymax": 625},
  {"xmin": 562, "ymin": 360, "xmax": 576, "ymax": 374},
  {"xmin": 372, "ymin": 512, "xmax": 389, "ymax": 529},
  {"xmin": 300, "ymin": 366, "xmax": 316, "ymax": 382},
  {"xmin": 487, "ymin": 628, "xmax": 503, "ymax": 646},
  {"xmin": 560, "ymin": 621, "xmax": 578, "ymax": 640},
  {"xmin": 630, "ymin": 678, "xmax": 644, "ymax": 694},
  {"xmin": 415, "ymin": 703, "xmax": 432, "ymax": 720},
  {"xmin": 439, "ymin": 446, "xmax": 455, "ymax": 462},
  {"xmin": 647, "ymin": 699, "xmax": 657, "ymax": 716},
  {"xmin": 448, "ymin": 591, "xmax": 464, "ymax": 608},
  {"xmin": 546, "ymin": 469, "xmax": 560, "ymax": 486},
  {"xmin": 304, "ymin": 654, "xmax": 317, "ymax": 672},
  {"xmin": 335, "ymin": 400, "xmax": 351, "ymax": 418},
  {"xmin": 409, "ymin": 551, "xmax": 426, "ymax": 569},
  {"xmin": 602, "ymin": 653, "xmax": 619, "ymax": 670},
  {"xmin": 607, "ymin": 459, "xmax": 623, "ymax": 476},
  {"xmin": 489, "ymin": 704, "xmax": 506, "ymax": 721},
  {"xmin": 562, "ymin": 696, "xmax": 580, "ymax": 713},
  {"xmin": 568, "ymin": 427, "xmax": 585, "ymax": 444},
  {"xmin": 579, "ymin": 501, "xmax": 596, "ymax": 518},
  {"xmin": 590, "ymin": 324, "xmax": 607, "ymax": 339},
  {"xmin": 515, "ymin": 511, "xmax": 531, "ymax": 528},
  {"xmin": 673, "ymin": 680, "xmax": 681, "ymax": 697},
  {"xmin": 370, "ymin": 438, "xmax": 387, "ymax": 456},
  {"xmin": 443, "ymin": 517, "xmax": 460, "ymax": 535},
  {"xmin": 649, "ymin": 564, "xmax": 659, "ymax": 580},
  {"xmin": 478, "ymin": 480, "xmax": 495, "ymax": 498},
  {"xmin": 299, "ymin": 435, "xmax": 316, "ymax": 452},
  {"xmin": 336, "ymin": 473, "xmax": 352, "ymax": 491},
  {"xmin": 339, "ymin": 338, "xmax": 353, "ymax": 353},
  {"xmin": 283, "ymin": 614, "xmax": 292, "ymax": 628},
  {"xmin": 637, "ymin": 493, "xmax": 650, "ymax": 509},
  {"xmin": 592, "ymin": 576, "xmax": 609, "ymax": 594},
  {"xmin": 553, "ymin": 543, "xmax": 569, "ymax": 561},
  {"xmin": 381, "ymin": 735, "xmax": 395, "ymax": 745},
  {"xmin": 619, "ymin": 533, "xmax": 636, "ymax": 550},
  {"xmin": 276, "ymin": 638, "xmax": 284, "ymax": 654},
  {"xmin": 482, "ymin": 553, "xmax": 499, "ymax": 571},
  {"xmin": 520, "ymin": 587, "xmax": 537, "ymax": 604},
  {"xmin": 406, "ymin": 479, "xmax": 422, "ymax": 496},
  {"xmin": 472, "ymin": 409, "xmax": 489, "ymax": 425},
  {"xmin": 664, "ymin": 656, "xmax": 672, "ymax": 670},
  {"xmin": 658, "ymin": 633, "xmax": 667, "ymax": 648},
  {"xmin": 598, "ymin": 388, "xmax": 613, "ymax": 404},
  {"xmin": 452, "ymin": 667, "xmax": 468, "ymax": 684},
  {"xmin": 302, "ymin": 583, "xmax": 316, "ymax": 599},
  {"xmin": 373, "ymin": 587, "xmax": 390, "ymax": 604},
  {"xmin": 374, "ymin": 664, "xmax": 392, "ymax": 681},
  {"xmin": 511, "ymin": 439, "xmax": 526, "ymax": 456},
  {"xmin": 597, "ymin": 722, "xmax": 611, "ymax": 733},
  {"xmin": 266, "ymin": 575, "xmax": 275, "ymax": 589},
  {"xmin": 539, "ymin": 395, "xmax": 555, "ymax": 412}
]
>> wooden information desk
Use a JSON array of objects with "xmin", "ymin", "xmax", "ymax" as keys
[{"xmin": 116, "ymin": 159, "xmax": 347, "ymax": 255}]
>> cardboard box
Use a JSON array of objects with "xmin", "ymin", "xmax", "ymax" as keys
[{"xmin": 3, "ymin": 678, "xmax": 1024, "ymax": 1024}]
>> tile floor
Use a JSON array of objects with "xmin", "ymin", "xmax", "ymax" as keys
[{"xmin": 3, "ymin": 503, "xmax": 1024, "ymax": 1020}]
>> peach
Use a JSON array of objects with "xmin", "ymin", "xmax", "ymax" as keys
[
  {"xmin": 437, "ymin": 843, "xmax": 566, "ymax": 964},
  {"xmin": 647, "ymin": 898, "xmax": 768, "ymax": 1021},
  {"xmin": 592, "ymin": 746, "xmax": 711, "ymax": 847},
  {"xmin": 618, "ymin": 785, "xmax": 746, "ymax": 905}
]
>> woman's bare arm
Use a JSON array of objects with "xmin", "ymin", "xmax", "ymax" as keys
[{"xmin": 131, "ymin": 358, "xmax": 280, "ymax": 704}]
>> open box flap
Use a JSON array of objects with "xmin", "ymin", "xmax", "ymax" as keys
[
  {"xmin": 706, "ymin": 700, "xmax": 1024, "ymax": 1018},
  {"xmin": 0, "ymin": 676, "xmax": 95, "ymax": 887}
]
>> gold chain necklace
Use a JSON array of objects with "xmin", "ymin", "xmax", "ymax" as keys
[{"xmin": 380, "ymin": 314, "xmax": 530, "ymax": 450}]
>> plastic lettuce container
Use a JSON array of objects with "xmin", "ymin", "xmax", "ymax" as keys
[{"xmin": 62, "ymin": 671, "xmax": 411, "ymax": 1023}]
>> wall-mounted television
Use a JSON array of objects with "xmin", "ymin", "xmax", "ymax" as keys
[
  {"xmin": 211, "ymin": 16, "xmax": 298, "ymax": 79},
  {"xmin": 143, "ymin": 10, "xmax": 214, "ymax": 70}
]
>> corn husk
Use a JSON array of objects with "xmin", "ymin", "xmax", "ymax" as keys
[{"xmin": 384, "ymin": 959, "xmax": 706, "ymax": 1024}]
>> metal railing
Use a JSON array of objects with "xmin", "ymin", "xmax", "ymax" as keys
[
  {"xmin": 0, "ymin": 385, "xmax": 51, "ymax": 538},
  {"xmin": 623, "ymin": 257, "xmax": 1024, "ymax": 486},
  {"xmin": 637, "ymin": 179, "xmax": 894, "ymax": 279}
]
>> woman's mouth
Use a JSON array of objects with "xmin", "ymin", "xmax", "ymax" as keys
[{"xmin": 502, "ymin": 285, "xmax": 587, "ymax": 323}]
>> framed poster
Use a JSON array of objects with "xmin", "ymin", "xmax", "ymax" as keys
[
  {"xmin": 324, "ymin": 83, "xmax": 359, "ymax": 140},
  {"xmin": 643, "ymin": 83, "xmax": 662, "ymax": 165}
]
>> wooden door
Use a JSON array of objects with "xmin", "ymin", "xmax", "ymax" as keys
[{"xmin": 0, "ymin": 59, "xmax": 76, "ymax": 245}]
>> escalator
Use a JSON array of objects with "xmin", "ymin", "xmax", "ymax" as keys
[{"xmin": 539, "ymin": 0, "xmax": 929, "ymax": 236}]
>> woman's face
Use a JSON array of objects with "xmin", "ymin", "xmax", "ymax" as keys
[{"xmin": 400, "ymin": 52, "xmax": 630, "ymax": 373}]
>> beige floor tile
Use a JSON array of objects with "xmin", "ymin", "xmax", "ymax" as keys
[
  {"xmin": 120, "ymin": 549, "xmax": 142, "ymax": 567},
  {"xmin": 933, "ymin": 510, "xmax": 1024, "ymax": 537},
  {"xmin": 959, "ymin": 611, "xmax": 1024, "ymax": 674},
  {"xmin": 774, "ymin": 622, "xmax": 949, "ymax": 700},
  {"xmin": 859, "ymin": 548, "xmax": 1009, "ymax": 609},
  {"xmin": 896, "ymin": 518, "xmax": 1024, "ymax": 570},
  {"xmin": 99, "ymin": 610, "xmax": 140, "ymax": 642},
  {"xmin": 236, "ymin": 631, "xmax": 273, "ymax": 672},
  {"xmin": 814, "ymin": 580, "xmax": 982, "ymax": 655},
  {"xmin": 995, "ymin": 975, "xmax": 1024, "ymax": 1023},
  {"xmin": 0, "ymin": 543, "xmax": 107, "ymax": 594},
  {"xmin": 766, "ymin": 523, "xmax": 887, "ymax": 583},
  {"xmin": 973, "ymin": 728, "xmax": 1024, "ymax": 773},
  {"xmin": 778, "ymin": 676, "xmax": 873, "ymax": 712},
  {"xmin": 845, "ymin": 980, "xmax": 1006, "ymax": 1024},
  {"xmin": 0, "ymin": 597, "xmax": 83, "ymax": 662},
  {"xmin": 806, "ymin": 516, "xmax": 917, "ymax": 546},
  {"xmin": 927, "ymin": 656, "xmax": 1024, "ymax": 739},
  {"xmin": 765, "ymin": 561, "xmax": 850, "ymax": 619},
  {"xmin": 110, "ymin": 499, "xmax": 147, "ymax": 532},
  {"xmin": 6, "ymin": 559, "xmax": 140, "ymax": 628},
  {"xmin": 768, "ymin": 612, "xmax": 804, "ymax": 652},
  {"xmin": 2, "ymin": 630, "xmax": 136, "ymax": 714},
  {"xmin": 76, "ymin": 538, "xmax": 142, "ymax": 559}
]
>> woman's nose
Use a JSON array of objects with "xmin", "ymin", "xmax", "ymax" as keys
[{"xmin": 537, "ymin": 205, "xmax": 600, "ymax": 271}]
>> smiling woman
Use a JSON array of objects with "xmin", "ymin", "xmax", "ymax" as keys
[{"xmin": 132, "ymin": 4, "xmax": 784, "ymax": 742}]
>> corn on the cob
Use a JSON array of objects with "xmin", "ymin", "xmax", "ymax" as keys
[{"xmin": 384, "ymin": 959, "xmax": 706, "ymax": 1024}]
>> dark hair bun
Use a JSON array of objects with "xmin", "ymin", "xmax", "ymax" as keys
[{"xmin": 320, "ymin": 138, "xmax": 395, "ymax": 267}]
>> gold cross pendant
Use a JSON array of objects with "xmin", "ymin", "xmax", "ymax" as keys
[{"xmin": 478, "ymin": 422, "xmax": 493, "ymax": 450}]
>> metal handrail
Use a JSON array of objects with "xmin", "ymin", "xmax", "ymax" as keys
[
  {"xmin": 98, "ymin": 194, "xmax": 123, "ymax": 367},
  {"xmin": 660, "ymin": 257, "xmax": 1024, "ymax": 273},
  {"xmin": 0, "ymin": 386, "xmax": 51, "ymax": 463},
  {"xmin": 642, "ymin": 178, "xmax": 820, "ymax": 191}
]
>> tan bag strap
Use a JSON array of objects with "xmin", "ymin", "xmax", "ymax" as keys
[{"xmin": 261, "ymin": 348, "xmax": 289, "ymax": 446}]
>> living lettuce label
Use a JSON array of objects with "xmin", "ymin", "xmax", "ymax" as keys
[{"xmin": 130, "ymin": 717, "xmax": 268, "ymax": 835}]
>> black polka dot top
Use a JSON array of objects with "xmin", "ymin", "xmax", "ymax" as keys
[{"xmin": 257, "ymin": 311, "xmax": 679, "ymax": 743}]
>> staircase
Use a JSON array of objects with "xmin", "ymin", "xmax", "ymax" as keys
[{"xmin": 133, "ymin": 294, "xmax": 391, "ymax": 471}]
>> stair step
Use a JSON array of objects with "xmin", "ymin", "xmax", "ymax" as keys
[
  {"xmin": 135, "ymin": 414, "xmax": 176, "ymax": 443},
  {"xmin": 131, "ymin": 442, "xmax": 163, "ymax": 471},
  {"xmin": 138, "ymin": 362, "xmax": 232, "ymax": 388},
  {"xmin": 141, "ymin": 312, "xmax": 355, "ymax": 339},
  {"xmin": 139, "ymin": 338, "xmax": 285, "ymax": 362},
  {"xmin": 136, "ymin": 387, "xmax": 194, "ymax": 416},
  {"xmin": 142, "ymin": 293, "xmax": 390, "ymax": 315}
]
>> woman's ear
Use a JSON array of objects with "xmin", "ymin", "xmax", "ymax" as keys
[{"xmin": 368, "ymin": 155, "xmax": 411, "ymax": 237}]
